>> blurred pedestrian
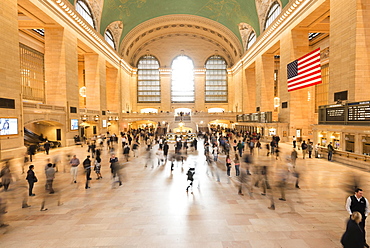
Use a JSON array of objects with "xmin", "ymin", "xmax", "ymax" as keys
[
  {"xmin": 186, "ymin": 166, "xmax": 195, "ymax": 194},
  {"xmin": 225, "ymin": 155, "xmax": 232, "ymax": 177},
  {"xmin": 234, "ymin": 154, "xmax": 240, "ymax": 176},
  {"xmin": 0, "ymin": 161, "xmax": 12, "ymax": 191},
  {"xmin": 94, "ymin": 156, "xmax": 102, "ymax": 179},
  {"xmin": 45, "ymin": 163, "xmax": 55, "ymax": 194}
]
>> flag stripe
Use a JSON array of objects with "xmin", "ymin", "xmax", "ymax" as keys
[
  {"xmin": 287, "ymin": 48, "xmax": 322, "ymax": 92},
  {"xmin": 287, "ymin": 67, "xmax": 321, "ymax": 84},
  {"xmin": 288, "ymin": 79, "xmax": 322, "ymax": 91},
  {"xmin": 288, "ymin": 75, "xmax": 322, "ymax": 88}
]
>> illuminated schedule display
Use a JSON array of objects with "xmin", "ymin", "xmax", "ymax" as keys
[
  {"xmin": 319, "ymin": 100, "xmax": 370, "ymax": 124},
  {"xmin": 348, "ymin": 101, "xmax": 370, "ymax": 121},
  {"xmin": 326, "ymin": 106, "xmax": 345, "ymax": 121}
]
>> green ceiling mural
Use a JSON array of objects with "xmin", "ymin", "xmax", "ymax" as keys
[{"xmin": 67, "ymin": 0, "xmax": 290, "ymax": 44}]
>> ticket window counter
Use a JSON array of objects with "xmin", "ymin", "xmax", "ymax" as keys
[
  {"xmin": 362, "ymin": 137, "xmax": 370, "ymax": 155},
  {"xmin": 320, "ymin": 137, "xmax": 327, "ymax": 147},
  {"xmin": 345, "ymin": 135, "xmax": 355, "ymax": 153},
  {"xmin": 333, "ymin": 139, "xmax": 340, "ymax": 150}
]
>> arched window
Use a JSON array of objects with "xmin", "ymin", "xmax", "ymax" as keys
[
  {"xmin": 137, "ymin": 55, "xmax": 160, "ymax": 103},
  {"xmin": 104, "ymin": 29, "xmax": 116, "ymax": 49},
  {"xmin": 205, "ymin": 55, "xmax": 228, "ymax": 103},
  {"xmin": 264, "ymin": 2, "xmax": 281, "ymax": 30},
  {"xmin": 171, "ymin": 56, "xmax": 194, "ymax": 102},
  {"xmin": 246, "ymin": 31, "xmax": 256, "ymax": 50},
  {"xmin": 76, "ymin": 0, "xmax": 96, "ymax": 29}
]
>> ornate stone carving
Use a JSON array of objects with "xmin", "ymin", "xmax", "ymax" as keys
[
  {"xmin": 255, "ymin": 0, "xmax": 279, "ymax": 31},
  {"xmin": 238, "ymin": 23, "xmax": 254, "ymax": 50},
  {"xmin": 87, "ymin": 0, "xmax": 102, "ymax": 30},
  {"xmin": 106, "ymin": 21, "xmax": 124, "ymax": 50}
]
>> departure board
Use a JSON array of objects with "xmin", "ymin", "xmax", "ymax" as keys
[
  {"xmin": 326, "ymin": 106, "xmax": 345, "ymax": 121},
  {"xmin": 348, "ymin": 101, "xmax": 370, "ymax": 121}
]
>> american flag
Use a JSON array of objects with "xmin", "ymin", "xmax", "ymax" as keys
[{"xmin": 287, "ymin": 48, "xmax": 322, "ymax": 92}]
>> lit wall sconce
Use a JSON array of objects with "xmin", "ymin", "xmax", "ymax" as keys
[
  {"xmin": 94, "ymin": 115, "xmax": 99, "ymax": 121},
  {"xmin": 362, "ymin": 136, "xmax": 368, "ymax": 142},
  {"xmin": 345, "ymin": 136, "xmax": 349, "ymax": 141},
  {"xmin": 318, "ymin": 134, "xmax": 323, "ymax": 137},
  {"xmin": 330, "ymin": 135, "xmax": 335, "ymax": 139},
  {"xmin": 115, "ymin": 117, "xmax": 119, "ymax": 121},
  {"xmin": 108, "ymin": 116, "xmax": 113, "ymax": 121},
  {"xmin": 81, "ymin": 115, "xmax": 88, "ymax": 121}
]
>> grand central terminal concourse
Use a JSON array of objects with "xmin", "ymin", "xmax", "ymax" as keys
[{"xmin": 1, "ymin": 0, "xmax": 370, "ymax": 247}]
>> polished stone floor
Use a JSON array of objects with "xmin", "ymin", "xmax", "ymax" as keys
[{"xmin": 0, "ymin": 138, "xmax": 367, "ymax": 247}]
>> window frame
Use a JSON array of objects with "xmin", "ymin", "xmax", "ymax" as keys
[
  {"xmin": 76, "ymin": 0, "xmax": 96, "ymax": 29},
  {"xmin": 205, "ymin": 55, "xmax": 228, "ymax": 103},
  {"xmin": 246, "ymin": 31, "xmax": 256, "ymax": 50},
  {"xmin": 104, "ymin": 29, "xmax": 116, "ymax": 50},
  {"xmin": 171, "ymin": 55, "xmax": 195, "ymax": 103},
  {"xmin": 137, "ymin": 55, "xmax": 161, "ymax": 103},
  {"xmin": 264, "ymin": 2, "xmax": 281, "ymax": 31}
]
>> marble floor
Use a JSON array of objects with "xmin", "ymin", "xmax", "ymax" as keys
[{"xmin": 0, "ymin": 139, "xmax": 367, "ymax": 248}]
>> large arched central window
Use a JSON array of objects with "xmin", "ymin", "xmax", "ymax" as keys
[
  {"xmin": 76, "ymin": 0, "xmax": 95, "ymax": 29},
  {"xmin": 171, "ymin": 56, "xmax": 194, "ymax": 102}
]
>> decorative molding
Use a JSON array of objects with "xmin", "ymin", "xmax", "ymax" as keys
[
  {"xmin": 238, "ymin": 23, "xmax": 254, "ymax": 51},
  {"xmin": 255, "ymin": 0, "xmax": 279, "ymax": 32},
  {"xmin": 130, "ymin": 33, "xmax": 234, "ymax": 67},
  {"xmin": 119, "ymin": 14, "xmax": 243, "ymax": 62},
  {"xmin": 106, "ymin": 21, "xmax": 123, "ymax": 51}
]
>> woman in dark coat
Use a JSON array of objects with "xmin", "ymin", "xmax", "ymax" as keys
[
  {"xmin": 26, "ymin": 165, "xmax": 37, "ymax": 196},
  {"xmin": 341, "ymin": 211, "xmax": 364, "ymax": 248}
]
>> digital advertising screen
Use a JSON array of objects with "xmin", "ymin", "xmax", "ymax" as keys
[
  {"xmin": 0, "ymin": 118, "xmax": 18, "ymax": 135},
  {"xmin": 71, "ymin": 119, "xmax": 79, "ymax": 130},
  {"xmin": 102, "ymin": 119, "xmax": 107, "ymax": 128}
]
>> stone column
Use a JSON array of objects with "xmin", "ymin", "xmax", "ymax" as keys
[
  {"xmin": 106, "ymin": 67, "xmax": 119, "ymax": 113},
  {"xmin": 280, "ymin": 28, "xmax": 315, "ymax": 140},
  {"xmin": 84, "ymin": 54, "xmax": 102, "ymax": 111},
  {"xmin": 244, "ymin": 66, "xmax": 256, "ymax": 113},
  {"xmin": 256, "ymin": 54, "xmax": 274, "ymax": 112},
  {"xmin": 0, "ymin": 0, "xmax": 24, "ymax": 158},
  {"xmin": 330, "ymin": 0, "xmax": 370, "ymax": 102},
  {"xmin": 194, "ymin": 70, "xmax": 205, "ymax": 112},
  {"xmin": 44, "ymin": 27, "xmax": 79, "ymax": 108}
]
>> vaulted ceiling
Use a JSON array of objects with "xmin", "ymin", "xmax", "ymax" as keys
[{"xmin": 67, "ymin": 0, "xmax": 290, "ymax": 66}]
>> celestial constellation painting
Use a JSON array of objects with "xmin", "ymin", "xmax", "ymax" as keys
[{"xmin": 106, "ymin": 0, "xmax": 147, "ymax": 18}]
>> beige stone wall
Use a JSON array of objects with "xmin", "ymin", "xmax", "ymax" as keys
[
  {"xmin": 244, "ymin": 65, "xmax": 256, "ymax": 113},
  {"xmin": 256, "ymin": 55, "xmax": 274, "ymax": 112},
  {"xmin": 0, "ymin": 0, "xmax": 25, "ymax": 159}
]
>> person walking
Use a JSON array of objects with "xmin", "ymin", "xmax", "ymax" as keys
[
  {"xmin": 163, "ymin": 142, "xmax": 169, "ymax": 160},
  {"xmin": 234, "ymin": 154, "xmax": 240, "ymax": 176},
  {"xmin": 44, "ymin": 141, "xmax": 51, "ymax": 155},
  {"xmin": 45, "ymin": 163, "xmax": 55, "ymax": 194},
  {"xmin": 69, "ymin": 155, "xmax": 80, "ymax": 183},
  {"xmin": 346, "ymin": 188, "xmax": 370, "ymax": 247},
  {"xmin": 327, "ymin": 142, "xmax": 334, "ymax": 161},
  {"xmin": 82, "ymin": 155, "xmax": 92, "ymax": 189},
  {"xmin": 26, "ymin": 165, "xmax": 37, "ymax": 196},
  {"xmin": 341, "ymin": 211, "xmax": 364, "ymax": 248},
  {"xmin": 123, "ymin": 144, "xmax": 130, "ymax": 162},
  {"xmin": 94, "ymin": 156, "xmax": 102, "ymax": 179},
  {"xmin": 186, "ymin": 166, "xmax": 195, "ymax": 194},
  {"xmin": 291, "ymin": 149, "xmax": 298, "ymax": 167},
  {"xmin": 225, "ymin": 155, "xmax": 232, "ymax": 177},
  {"xmin": 0, "ymin": 161, "xmax": 12, "ymax": 191},
  {"xmin": 301, "ymin": 140, "xmax": 308, "ymax": 159},
  {"xmin": 292, "ymin": 136, "xmax": 297, "ymax": 148},
  {"xmin": 308, "ymin": 142, "xmax": 313, "ymax": 158}
]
